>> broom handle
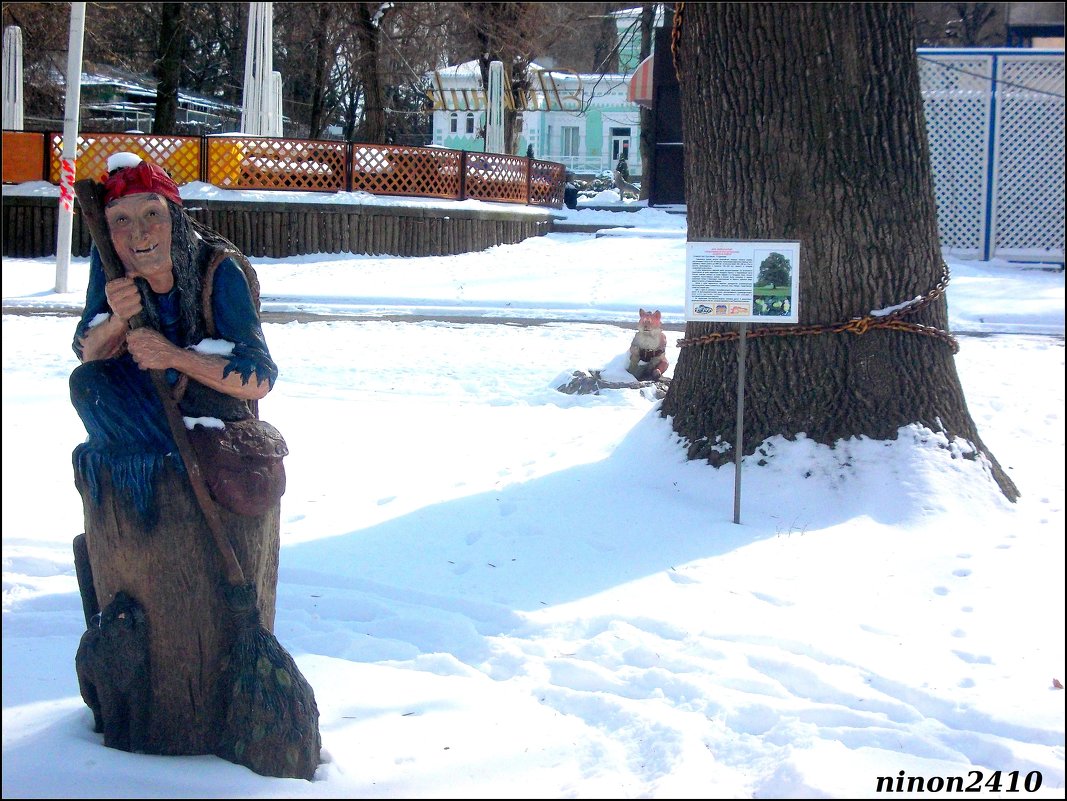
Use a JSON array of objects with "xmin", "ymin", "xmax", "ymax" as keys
[{"xmin": 73, "ymin": 179, "xmax": 247, "ymax": 588}]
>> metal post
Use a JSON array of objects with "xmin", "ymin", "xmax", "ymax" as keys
[
  {"xmin": 733, "ymin": 322, "xmax": 747, "ymax": 524},
  {"xmin": 458, "ymin": 150, "xmax": 468, "ymax": 201},
  {"xmin": 55, "ymin": 2, "xmax": 86, "ymax": 295}
]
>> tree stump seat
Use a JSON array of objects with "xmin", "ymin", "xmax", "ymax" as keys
[{"xmin": 74, "ymin": 456, "xmax": 280, "ymax": 756}]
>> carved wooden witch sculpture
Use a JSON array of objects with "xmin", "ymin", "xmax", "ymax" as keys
[{"xmin": 70, "ymin": 154, "xmax": 320, "ymax": 780}]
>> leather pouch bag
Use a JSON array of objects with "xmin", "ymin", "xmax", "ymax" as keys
[{"xmin": 187, "ymin": 419, "xmax": 288, "ymax": 516}]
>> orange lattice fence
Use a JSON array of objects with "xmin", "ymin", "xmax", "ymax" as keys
[
  {"xmin": 206, "ymin": 136, "xmax": 346, "ymax": 191},
  {"xmin": 48, "ymin": 133, "xmax": 200, "ymax": 185},
  {"xmin": 528, "ymin": 159, "xmax": 566, "ymax": 207},
  {"xmin": 14, "ymin": 130, "xmax": 564, "ymax": 208},
  {"xmin": 349, "ymin": 145, "xmax": 463, "ymax": 199},
  {"xmin": 463, "ymin": 153, "xmax": 529, "ymax": 204}
]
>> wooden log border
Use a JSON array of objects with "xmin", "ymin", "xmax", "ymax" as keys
[{"xmin": 2, "ymin": 195, "xmax": 558, "ymax": 259}]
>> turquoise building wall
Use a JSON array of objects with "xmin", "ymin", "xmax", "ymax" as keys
[
  {"xmin": 440, "ymin": 134, "xmax": 485, "ymax": 152},
  {"xmin": 585, "ymin": 110, "xmax": 603, "ymax": 159}
]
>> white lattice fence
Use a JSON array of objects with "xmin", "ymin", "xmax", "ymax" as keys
[
  {"xmin": 993, "ymin": 54, "xmax": 1065, "ymax": 262},
  {"xmin": 919, "ymin": 49, "xmax": 1065, "ymax": 265}
]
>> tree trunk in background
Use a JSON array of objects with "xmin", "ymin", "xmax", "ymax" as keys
[
  {"xmin": 661, "ymin": 2, "xmax": 1018, "ymax": 500},
  {"xmin": 307, "ymin": 4, "xmax": 335, "ymax": 139},
  {"xmin": 589, "ymin": 5, "xmax": 620, "ymax": 72},
  {"xmin": 151, "ymin": 3, "xmax": 185, "ymax": 135},
  {"xmin": 470, "ymin": 2, "xmax": 533, "ymax": 155},
  {"xmin": 355, "ymin": 2, "xmax": 387, "ymax": 143},
  {"xmin": 505, "ymin": 57, "xmax": 532, "ymax": 155},
  {"xmin": 230, "ymin": 3, "xmax": 248, "ymax": 107}
]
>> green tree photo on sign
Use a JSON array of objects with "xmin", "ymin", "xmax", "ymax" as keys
[{"xmin": 756, "ymin": 252, "xmax": 791, "ymax": 289}]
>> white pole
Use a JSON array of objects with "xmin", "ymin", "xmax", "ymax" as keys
[
  {"xmin": 485, "ymin": 61, "xmax": 505, "ymax": 154},
  {"xmin": 55, "ymin": 2, "xmax": 86, "ymax": 295},
  {"xmin": 2, "ymin": 26, "xmax": 24, "ymax": 129},
  {"xmin": 270, "ymin": 70, "xmax": 282, "ymax": 136},
  {"xmin": 241, "ymin": 3, "xmax": 258, "ymax": 133},
  {"xmin": 241, "ymin": 2, "xmax": 274, "ymax": 136}
]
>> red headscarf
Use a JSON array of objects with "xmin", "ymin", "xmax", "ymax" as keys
[{"xmin": 103, "ymin": 159, "xmax": 183, "ymax": 207}]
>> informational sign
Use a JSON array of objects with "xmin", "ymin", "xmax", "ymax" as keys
[{"xmin": 685, "ymin": 240, "xmax": 801, "ymax": 323}]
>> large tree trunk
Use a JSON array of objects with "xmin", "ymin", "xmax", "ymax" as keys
[
  {"xmin": 75, "ymin": 460, "xmax": 280, "ymax": 755},
  {"xmin": 661, "ymin": 2, "xmax": 1018, "ymax": 500}
]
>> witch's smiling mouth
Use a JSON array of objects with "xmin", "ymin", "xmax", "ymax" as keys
[{"xmin": 133, "ymin": 244, "xmax": 159, "ymax": 255}]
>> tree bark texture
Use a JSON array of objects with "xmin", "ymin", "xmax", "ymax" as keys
[
  {"xmin": 75, "ymin": 459, "xmax": 281, "ymax": 755},
  {"xmin": 355, "ymin": 2, "xmax": 387, "ymax": 144},
  {"xmin": 661, "ymin": 2, "xmax": 1018, "ymax": 500},
  {"xmin": 307, "ymin": 4, "xmax": 335, "ymax": 139},
  {"xmin": 467, "ymin": 2, "xmax": 538, "ymax": 154},
  {"xmin": 152, "ymin": 3, "xmax": 186, "ymax": 135}
]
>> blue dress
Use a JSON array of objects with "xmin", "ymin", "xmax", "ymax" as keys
[{"xmin": 70, "ymin": 244, "xmax": 278, "ymax": 523}]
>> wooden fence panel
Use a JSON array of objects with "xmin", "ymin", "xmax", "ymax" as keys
[
  {"xmin": 46, "ymin": 132, "xmax": 200, "ymax": 186},
  {"xmin": 463, "ymin": 153, "xmax": 528, "ymax": 204},
  {"xmin": 1, "ymin": 132, "xmax": 47, "ymax": 183},
  {"xmin": 8, "ymin": 131, "xmax": 564, "ymax": 210},
  {"xmin": 3, "ymin": 197, "xmax": 557, "ymax": 260}
]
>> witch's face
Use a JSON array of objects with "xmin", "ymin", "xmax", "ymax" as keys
[{"xmin": 105, "ymin": 193, "xmax": 174, "ymax": 291}]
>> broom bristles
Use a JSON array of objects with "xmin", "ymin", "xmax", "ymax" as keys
[{"xmin": 216, "ymin": 584, "xmax": 321, "ymax": 780}]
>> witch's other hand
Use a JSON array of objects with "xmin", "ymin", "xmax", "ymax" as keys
[{"xmin": 126, "ymin": 328, "xmax": 178, "ymax": 371}]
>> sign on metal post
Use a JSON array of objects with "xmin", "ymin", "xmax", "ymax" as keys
[{"xmin": 685, "ymin": 240, "xmax": 802, "ymax": 523}]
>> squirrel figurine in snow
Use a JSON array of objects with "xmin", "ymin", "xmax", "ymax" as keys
[{"xmin": 627, "ymin": 308, "xmax": 669, "ymax": 381}]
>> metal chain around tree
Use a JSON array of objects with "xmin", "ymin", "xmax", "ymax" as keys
[{"xmin": 677, "ymin": 262, "xmax": 959, "ymax": 354}]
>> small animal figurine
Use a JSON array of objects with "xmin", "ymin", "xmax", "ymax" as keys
[
  {"xmin": 76, "ymin": 590, "xmax": 151, "ymax": 753},
  {"xmin": 628, "ymin": 308, "xmax": 669, "ymax": 381}
]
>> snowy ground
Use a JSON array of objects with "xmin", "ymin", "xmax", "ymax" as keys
[{"xmin": 2, "ymin": 192, "xmax": 1064, "ymax": 799}]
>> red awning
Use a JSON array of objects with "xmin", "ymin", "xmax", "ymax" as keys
[{"xmin": 627, "ymin": 54, "xmax": 655, "ymax": 109}]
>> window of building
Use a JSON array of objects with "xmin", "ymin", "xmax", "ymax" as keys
[
  {"xmin": 561, "ymin": 126, "xmax": 580, "ymax": 158},
  {"xmin": 466, "ymin": 113, "xmax": 475, "ymax": 134},
  {"xmin": 449, "ymin": 113, "xmax": 458, "ymax": 134}
]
